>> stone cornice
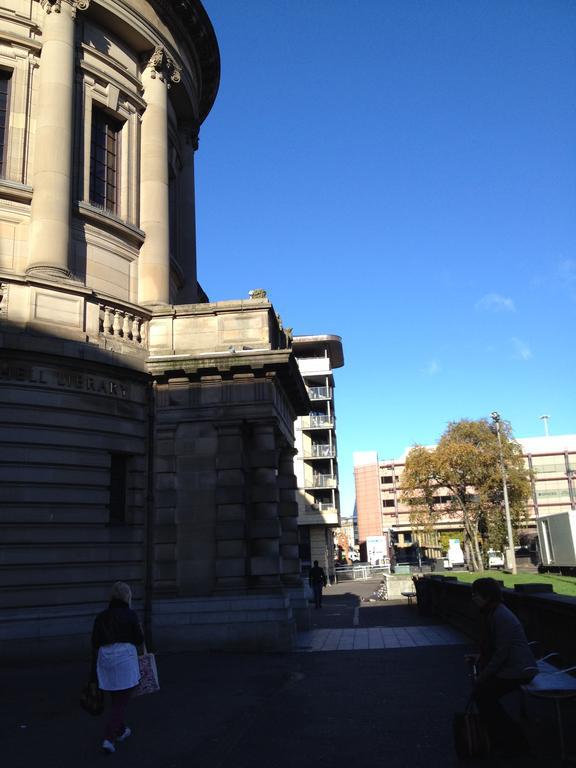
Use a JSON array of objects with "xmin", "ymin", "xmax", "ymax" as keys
[
  {"xmin": 147, "ymin": 349, "xmax": 311, "ymax": 415},
  {"xmin": 0, "ymin": 269, "xmax": 153, "ymax": 320},
  {"xmin": 150, "ymin": 0, "xmax": 219, "ymax": 122},
  {"xmin": 148, "ymin": 298, "xmax": 273, "ymax": 318},
  {"xmin": 0, "ymin": 180, "xmax": 33, "ymax": 205},
  {"xmin": 76, "ymin": 201, "xmax": 145, "ymax": 246}
]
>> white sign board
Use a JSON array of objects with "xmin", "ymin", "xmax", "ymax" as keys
[{"xmin": 366, "ymin": 535, "xmax": 388, "ymax": 566}]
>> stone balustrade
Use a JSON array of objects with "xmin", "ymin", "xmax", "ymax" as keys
[{"xmin": 99, "ymin": 303, "xmax": 148, "ymax": 348}]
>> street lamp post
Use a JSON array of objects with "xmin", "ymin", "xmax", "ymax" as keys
[{"xmin": 491, "ymin": 412, "xmax": 517, "ymax": 574}]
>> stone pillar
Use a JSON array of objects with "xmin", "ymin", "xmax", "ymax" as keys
[
  {"xmin": 177, "ymin": 124, "xmax": 198, "ymax": 304},
  {"xmin": 277, "ymin": 441, "xmax": 302, "ymax": 587},
  {"xmin": 247, "ymin": 422, "xmax": 283, "ymax": 591},
  {"xmin": 214, "ymin": 422, "xmax": 249, "ymax": 593},
  {"xmin": 27, "ymin": 0, "xmax": 89, "ymax": 279},
  {"xmin": 138, "ymin": 47, "xmax": 180, "ymax": 305}
]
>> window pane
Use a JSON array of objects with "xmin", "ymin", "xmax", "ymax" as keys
[
  {"xmin": 90, "ymin": 108, "xmax": 121, "ymax": 213},
  {"xmin": 0, "ymin": 71, "xmax": 11, "ymax": 177}
]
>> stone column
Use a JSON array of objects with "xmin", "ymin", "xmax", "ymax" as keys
[
  {"xmin": 27, "ymin": 0, "xmax": 89, "ymax": 279},
  {"xmin": 247, "ymin": 422, "xmax": 283, "ymax": 591},
  {"xmin": 277, "ymin": 441, "xmax": 302, "ymax": 587},
  {"xmin": 177, "ymin": 124, "xmax": 198, "ymax": 304},
  {"xmin": 138, "ymin": 47, "xmax": 180, "ymax": 305}
]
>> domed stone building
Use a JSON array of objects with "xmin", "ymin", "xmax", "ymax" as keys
[{"xmin": 0, "ymin": 0, "xmax": 309, "ymax": 656}]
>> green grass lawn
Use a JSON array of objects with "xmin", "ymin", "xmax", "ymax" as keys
[{"xmin": 454, "ymin": 570, "xmax": 576, "ymax": 597}]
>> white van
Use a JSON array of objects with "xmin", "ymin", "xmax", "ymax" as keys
[{"xmin": 487, "ymin": 549, "xmax": 504, "ymax": 569}]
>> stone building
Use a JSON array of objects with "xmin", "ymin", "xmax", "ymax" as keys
[{"xmin": 0, "ymin": 0, "xmax": 310, "ymax": 657}]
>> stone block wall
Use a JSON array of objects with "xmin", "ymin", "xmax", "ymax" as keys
[{"xmin": 0, "ymin": 349, "xmax": 149, "ymax": 656}]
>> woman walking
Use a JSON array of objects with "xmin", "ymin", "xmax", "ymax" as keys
[{"xmin": 91, "ymin": 581, "xmax": 144, "ymax": 753}]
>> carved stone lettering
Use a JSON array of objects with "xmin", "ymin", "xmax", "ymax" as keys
[{"xmin": 0, "ymin": 365, "xmax": 127, "ymax": 397}]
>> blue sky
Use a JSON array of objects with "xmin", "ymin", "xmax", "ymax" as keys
[{"xmin": 196, "ymin": 0, "xmax": 576, "ymax": 516}]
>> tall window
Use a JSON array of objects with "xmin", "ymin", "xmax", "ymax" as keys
[
  {"xmin": 0, "ymin": 70, "xmax": 11, "ymax": 177},
  {"xmin": 90, "ymin": 108, "xmax": 121, "ymax": 213},
  {"xmin": 108, "ymin": 453, "xmax": 128, "ymax": 524}
]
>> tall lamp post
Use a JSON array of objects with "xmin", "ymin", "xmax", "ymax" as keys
[{"xmin": 491, "ymin": 412, "xmax": 517, "ymax": 574}]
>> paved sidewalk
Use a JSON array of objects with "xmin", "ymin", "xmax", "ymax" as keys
[
  {"xmin": 1, "ymin": 581, "xmax": 567, "ymax": 768},
  {"xmin": 297, "ymin": 624, "xmax": 466, "ymax": 652}
]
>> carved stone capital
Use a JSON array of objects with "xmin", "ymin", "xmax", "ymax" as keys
[
  {"xmin": 40, "ymin": 0, "xmax": 90, "ymax": 14},
  {"xmin": 144, "ymin": 46, "xmax": 182, "ymax": 88}
]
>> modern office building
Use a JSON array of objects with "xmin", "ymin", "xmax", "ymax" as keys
[
  {"xmin": 0, "ymin": 0, "xmax": 310, "ymax": 657},
  {"xmin": 292, "ymin": 335, "xmax": 344, "ymax": 581},
  {"xmin": 354, "ymin": 435, "xmax": 576, "ymax": 558}
]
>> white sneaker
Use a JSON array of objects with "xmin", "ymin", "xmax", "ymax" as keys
[
  {"xmin": 116, "ymin": 727, "xmax": 131, "ymax": 743},
  {"xmin": 101, "ymin": 739, "xmax": 116, "ymax": 754}
]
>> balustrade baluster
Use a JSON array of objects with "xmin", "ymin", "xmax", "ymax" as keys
[
  {"xmin": 103, "ymin": 306, "xmax": 112, "ymax": 335},
  {"xmin": 123, "ymin": 313, "xmax": 132, "ymax": 339},
  {"xmin": 112, "ymin": 310, "xmax": 122, "ymax": 336}
]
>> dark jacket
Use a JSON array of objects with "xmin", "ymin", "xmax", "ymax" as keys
[
  {"xmin": 478, "ymin": 603, "xmax": 537, "ymax": 682},
  {"xmin": 309, "ymin": 565, "xmax": 327, "ymax": 587},
  {"xmin": 92, "ymin": 599, "xmax": 144, "ymax": 650}
]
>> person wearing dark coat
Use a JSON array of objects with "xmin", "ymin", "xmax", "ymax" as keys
[
  {"xmin": 309, "ymin": 560, "xmax": 328, "ymax": 608},
  {"xmin": 91, "ymin": 581, "xmax": 144, "ymax": 753},
  {"xmin": 471, "ymin": 577, "xmax": 537, "ymax": 757}
]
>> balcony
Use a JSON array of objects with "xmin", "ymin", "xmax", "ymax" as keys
[
  {"xmin": 303, "ymin": 444, "xmax": 335, "ymax": 459},
  {"xmin": 316, "ymin": 501, "xmax": 336, "ymax": 512},
  {"xmin": 305, "ymin": 474, "xmax": 337, "ymax": 489},
  {"xmin": 301, "ymin": 414, "xmax": 334, "ymax": 429},
  {"xmin": 307, "ymin": 386, "xmax": 332, "ymax": 401},
  {"xmin": 301, "ymin": 503, "xmax": 339, "ymax": 526}
]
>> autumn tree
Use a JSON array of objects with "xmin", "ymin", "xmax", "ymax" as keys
[{"xmin": 401, "ymin": 418, "xmax": 531, "ymax": 571}]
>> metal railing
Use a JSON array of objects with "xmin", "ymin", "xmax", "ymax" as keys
[
  {"xmin": 303, "ymin": 503, "xmax": 338, "ymax": 517},
  {"xmin": 303, "ymin": 444, "xmax": 335, "ymax": 458},
  {"xmin": 335, "ymin": 563, "xmax": 391, "ymax": 581},
  {"xmin": 310, "ymin": 414, "xmax": 333, "ymax": 428},
  {"xmin": 307, "ymin": 386, "xmax": 331, "ymax": 400},
  {"xmin": 311, "ymin": 475, "xmax": 337, "ymax": 488}
]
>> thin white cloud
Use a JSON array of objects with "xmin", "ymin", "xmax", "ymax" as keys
[
  {"xmin": 510, "ymin": 337, "xmax": 532, "ymax": 361},
  {"xmin": 476, "ymin": 293, "xmax": 515, "ymax": 313},
  {"xmin": 422, "ymin": 359, "xmax": 440, "ymax": 376}
]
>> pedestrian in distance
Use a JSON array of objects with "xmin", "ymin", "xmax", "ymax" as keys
[
  {"xmin": 468, "ymin": 577, "xmax": 537, "ymax": 758},
  {"xmin": 91, "ymin": 581, "xmax": 144, "ymax": 754},
  {"xmin": 309, "ymin": 560, "xmax": 328, "ymax": 609}
]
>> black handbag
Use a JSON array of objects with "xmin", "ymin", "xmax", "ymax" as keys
[
  {"xmin": 80, "ymin": 682, "xmax": 105, "ymax": 716},
  {"xmin": 453, "ymin": 701, "xmax": 491, "ymax": 759}
]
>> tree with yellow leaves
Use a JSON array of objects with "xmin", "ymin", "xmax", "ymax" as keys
[{"xmin": 401, "ymin": 418, "xmax": 531, "ymax": 571}]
